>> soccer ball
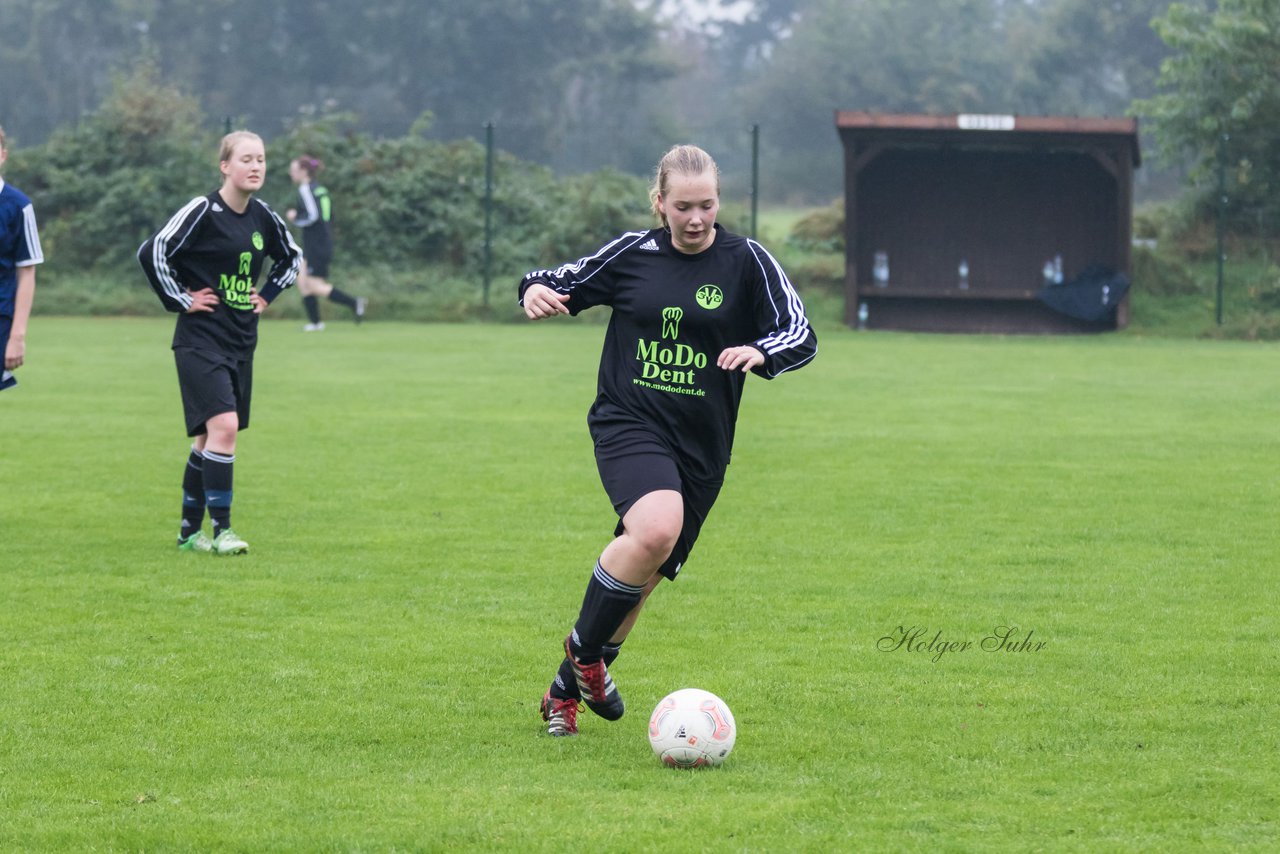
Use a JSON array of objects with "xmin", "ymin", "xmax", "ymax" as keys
[{"xmin": 647, "ymin": 688, "xmax": 736, "ymax": 768}]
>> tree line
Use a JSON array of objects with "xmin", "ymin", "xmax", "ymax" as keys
[
  {"xmin": 7, "ymin": 64, "xmax": 661, "ymax": 291},
  {"xmin": 2, "ymin": 0, "xmax": 1277, "ymax": 250}
]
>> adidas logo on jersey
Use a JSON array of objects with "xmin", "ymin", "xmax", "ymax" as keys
[
  {"xmin": 212, "ymin": 203, "xmax": 223, "ymax": 212},
  {"xmin": 639, "ymin": 238, "xmax": 659, "ymax": 251}
]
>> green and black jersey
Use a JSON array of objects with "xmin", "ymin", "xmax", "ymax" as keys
[
  {"xmin": 139, "ymin": 191, "xmax": 301, "ymax": 359},
  {"xmin": 292, "ymin": 180, "xmax": 333, "ymax": 261},
  {"xmin": 519, "ymin": 224, "xmax": 817, "ymax": 481}
]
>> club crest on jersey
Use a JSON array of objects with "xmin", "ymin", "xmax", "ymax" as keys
[
  {"xmin": 695, "ymin": 284, "xmax": 723, "ymax": 310},
  {"xmin": 252, "ymin": 232, "xmax": 265, "ymax": 251}
]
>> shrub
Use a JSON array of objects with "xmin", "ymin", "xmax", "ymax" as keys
[
  {"xmin": 267, "ymin": 113, "xmax": 653, "ymax": 274},
  {"xmin": 12, "ymin": 79, "xmax": 666, "ymax": 314},
  {"xmin": 787, "ymin": 199, "xmax": 844, "ymax": 252},
  {"xmin": 1130, "ymin": 245, "xmax": 1201, "ymax": 296},
  {"xmin": 7, "ymin": 62, "xmax": 214, "ymax": 280},
  {"xmin": 1207, "ymin": 310, "xmax": 1280, "ymax": 341},
  {"xmin": 1245, "ymin": 263, "xmax": 1280, "ymax": 311}
]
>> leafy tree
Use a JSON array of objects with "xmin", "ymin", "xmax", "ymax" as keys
[
  {"xmin": 714, "ymin": 0, "xmax": 802, "ymax": 69},
  {"xmin": 0, "ymin": 0, "xmax": 140, "ymax": 143},
  {"xmin": 704, "ymin": 0, "xmax": 1189, "ymax": 202},
  {"xmin": 9, "ymin": 70, "xmax": 654, "ymax": 299},
  {"xmin": 0, "ymin": 0, "xmax": 675, "ymax": 174},
  {"xmin": 738, "ymin": 0, "xmax": 1015, "ymax": 200},
  {"xmin": 1134, "ymin": 0, "xmax": 1280, "ymax": 226},
  {"xmin": 1004, "ymin": 0, "xmax": 1175, "ymax": 117},
  {"xmin": 7, "ymin": 62, "xmax": 214, "ymax": 274}
]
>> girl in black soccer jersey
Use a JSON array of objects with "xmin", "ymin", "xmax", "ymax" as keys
[
  {"xmin": 520, "ymin": 144, "xmax": 818, "ymax": 736},
  {"xmin": 138, "ymin": 131, "xmax": 301, "ymax": 556},
  {"xmin": 285, "ymin": 155, "xmax": 366, "ymax": 331}
]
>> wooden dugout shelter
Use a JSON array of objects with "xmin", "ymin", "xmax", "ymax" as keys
[{"xmin": 836, "ymin": 111, "xmax": 1141, "ymax": 333}]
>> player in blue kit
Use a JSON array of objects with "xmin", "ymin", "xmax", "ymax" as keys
[
  {"xmin": 138, "ymin": 131, "xmax": 301, "ymax": 555},
  {"xmin": 519, "ymin": 145, "xmax": 817, "ymax": 736},
  {"xmin": 0, "ymin": 125, "xmax": 44, "ymax": 392}
]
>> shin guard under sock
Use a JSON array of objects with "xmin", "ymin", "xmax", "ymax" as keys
[
  {"xmin": 303, "ymin": 295, "xmax": 321, "ymax": 324},
  {"xmin": 202, "ymin": 450, "xmax": 235, "ymax": 536},
  {"xmin": 179, "ymin": 448, "xmax": 206, "ymax": 540},
  {"xmin": 328, "ymin": 288, "xmax": 357, "ymax": 309},
  {"xmin": 569, "ymin": 562, "xmax": 643, "ymax": 662}
]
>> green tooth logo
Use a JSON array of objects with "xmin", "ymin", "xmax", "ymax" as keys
[
  {"xmin": 662, "ymin": 307, "xmax": 683, "ymax": 340},
  {"xmin": 695, "ymin": 285, "xmax": 722, "ymax": 310},
  {"xmin": 238, "ymin": 252, "xmax": 253, "ymax": 275}
]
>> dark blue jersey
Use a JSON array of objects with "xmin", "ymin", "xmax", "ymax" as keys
[
  {"xmin": 0, "ymin": 179, "xmax": 43, "ymax": 317},
  {"xmin": 519, "ymin": 224, "xmax": 817, "ymax": 480},
  {"xmin": 138, "ymin": 191, "xmax": 300, "ymax": 359}
]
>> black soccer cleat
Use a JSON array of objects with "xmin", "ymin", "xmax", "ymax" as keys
[
  {"xmin": 563, "ymin": 635, "xmax": 624, "ymax": 721},
  {"xmin": 539, "ymin": 692, "xmax": 580, "ymax": 737}
]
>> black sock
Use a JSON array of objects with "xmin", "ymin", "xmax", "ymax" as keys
[
  {"xmin": 179, "ymin": 448, "xmax": 205, "ymax": 541},
  {"xmin": 569, "ymin": 561, "xmax": 644, "ymax": 662},
  {"xmin": 552, "ymin": 641, "xmax": 622, "ymax": 700},
  {"xmin": 328, "ymin": 288, "xmax": 357, "ymax": 309},
  {"xmin": 202, "ymin": 450, "xmax": 234, "ymax": 536},
  {"xmin": 303, "ymin": 295, "xmax": 321, "ymax": 324},
  {"xmin": 303, "ymin": 295, "xmax": 322, "ymax": 323}
]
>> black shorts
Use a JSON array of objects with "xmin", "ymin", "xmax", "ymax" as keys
[
  {"xmin": 593, "ymin": 427, "xmax": 724, "ymax": 581},
  {"xmin": 174, "ymin": 347, "xmax": 252, "ymax": 437},
  {"xmin": 305, "ymin": 246, "xmax": 332, "ymax": 278}
]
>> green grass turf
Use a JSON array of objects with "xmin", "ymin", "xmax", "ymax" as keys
[{"xmin": 2, "ymin": 317, "xmax": 1277, "ymax": 851}]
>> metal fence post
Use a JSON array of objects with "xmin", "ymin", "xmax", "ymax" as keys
[
  {"xmin": 750, "ymin": 124, "xmax": 760, "ymax": 241},
  {"xmin": 1215, "ymin": 131, "xmax": 1227, "ymax": 327},
  {"xmin": 484, "ymin": 122, "xmax": 494, "ymax": 308}
]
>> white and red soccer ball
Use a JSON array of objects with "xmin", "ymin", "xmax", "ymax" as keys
[{"xmin": 648, "ymin": 688, "xmax": 736, "ymax": 768}]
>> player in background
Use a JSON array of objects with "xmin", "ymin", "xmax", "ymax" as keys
[
  {"xmin": 519, "ymin": 144, "xmax": 817, "ymax": 736},
  {"xmin": 0, "ymin": 124, "xmax": 44, "ymax": 392},
  {"xmin": 138, "ymin": 131, "xmax": 301, "ymax": 555},
  {"xmin": 285, "ymin": 155, "xmax": 366, "ymax": 331}
]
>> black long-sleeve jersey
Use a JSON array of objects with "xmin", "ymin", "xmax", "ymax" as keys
[
  {"xmin": 138, "ymin": 192, "xmax": 301, "ymax": 360},
  {"xmin": 292, "ymin": 180, "xmax": 333, "ymax": 258},
  {"xmin": 519, "ymin": 224, "xmax": 817, "ymax": 481}
]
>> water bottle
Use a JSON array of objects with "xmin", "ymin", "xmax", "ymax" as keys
[
  {"xmin": 958, "ymin": 259, "xmax": 969, "ymax": 290},
  {"xmin": 873, "ymin": 252, "xmax": 889, "ymax": 287},
  {"xmin": 857, "ymin": 302, "xmax": 869, "ymax": 330}
]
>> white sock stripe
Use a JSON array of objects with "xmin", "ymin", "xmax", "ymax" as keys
[
  {"xmin": 593, "ymin": 562, "xmax": 644, "ymax": 595},
  {"xmin": 201, "ymin": 450, "xmax": 236, "ymax": 464}
]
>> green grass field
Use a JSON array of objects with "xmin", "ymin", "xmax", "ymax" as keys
[{"xmin": 2, "ymin": 317, "xmax": 1277, "ymax": 851}]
